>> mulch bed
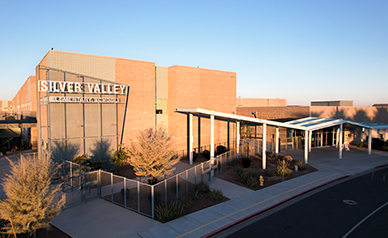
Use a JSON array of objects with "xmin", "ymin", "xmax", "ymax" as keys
[{"xmin": 219, "ymin": 153, "xmax": 318, "ymax": 190}]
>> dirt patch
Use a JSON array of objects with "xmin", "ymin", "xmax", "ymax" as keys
[
  {"xmin": 0, "ymin": 220, "xmax": 70, "ymax": 238},
  {"xmin": 219, "ymin": 154, "xmax": 318, "ymax": 190}
]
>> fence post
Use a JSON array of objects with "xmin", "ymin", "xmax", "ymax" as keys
[
  {"xmin": 194, "ymin": 166, "xmax": 197, "ymax": 185},
  {"xmin": 111, "ymin": 173, "xmax": 113, "ymax": 202},
  {"xmin": 151, "ymin": 186, "xmax": 154, "ymax": 219},
  {"xmin": 137, "ymin": 181, "xmax": 140, "ymax": 213},
  {"xmin": 98, "ymin": 170, "xmax": 101, "ymax": 197},
  {"xmin": 186, "ymin": 170, "xmax": 188, "ymax": 196},
  {"xmin": 201, "ymin": 163, "xmax": 203, "ymax": 182},
  {"xmin": 165, "ymin": 179, "xmax": 167, "ymax": 204},
  {"xmin": 70, "ymin": 162, "xmax": 73, "ymax": 187},
  {"xmin": 176, "ymin": 174, "xmax": 179, "ymax": 201},
  {"xmin": 124, "ymin": 178, "xmax": 127, "ymax": 208}
]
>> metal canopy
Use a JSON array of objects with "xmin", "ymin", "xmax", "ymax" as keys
[
  {"xmin": 176, "ymin": 108, "xmax": 388, "ymax": 132},
  {"xmin": 175, "ymin": 107, "xmax": 387, "ymax": 165}
]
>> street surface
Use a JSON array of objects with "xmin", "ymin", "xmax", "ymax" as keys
[{"xmin": 221, "ymin": 167, "xmax": 388, "ymax": 238}]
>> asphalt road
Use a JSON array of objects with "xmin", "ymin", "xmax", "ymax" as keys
[{"xmin": 220, "ymin": 167, "xmax": 388, "ymax": 238}]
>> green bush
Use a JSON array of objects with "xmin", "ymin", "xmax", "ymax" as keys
[
  {"xmin": 237, "ymin": 170, "xmax": 260, "ymax": 188},
  {"xmin": 210, "ymin": 189, "xmax": 224, "ymax": 201},
  {"xmin": 155, "ymin": 200, "xmax": 189, "ymax": 223},
  {"xmin": 295, "ymin": 161, "xmax": 306, "ymax": 171},
  {"xmin": 276, "ymin": 160, "xmax": 290, "ymax": 177},
  {"xmin": 264, "ymin": 169, "xmax": 273, "ymax": 177},
  {"xmin": 190, "ymin": 189, "xmax": 202, "ymax": 200},
  {"xmin": 195, "ymin": 181, "xmax": 210, "ymax": 194},
  {"xmin": 245, "ymin": 174, "xmax": 259, "ymax": 188}
]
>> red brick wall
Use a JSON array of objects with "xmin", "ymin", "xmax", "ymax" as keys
[
  {"xmin": 168, "ymin": 66, "xmax": 237, "ymax": 151},
  {"xmin": 115, "ymin": 58, "xmax": 156, "ymax": 146},
  {"xmin": 310, "ymin": 106, "xmax": 388, "ymax": 123},
  {"xmin": 237, "ymin": 106, "xmax": 310, "ymax": 120}
]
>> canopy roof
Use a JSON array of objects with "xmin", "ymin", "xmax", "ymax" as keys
[{"xmin": 176, "ymin": 108, "xmax": 388, "ymax": 131}]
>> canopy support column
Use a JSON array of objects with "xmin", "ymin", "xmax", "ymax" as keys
[
  {"xmin": 309, "ymin": 130, "xmax": 312, "ymax": 152},
  {"xmin": 262, "ymin": 123, "xmax": 267, "ymax": 169},
  {"xmin": 368, "ymin": 128, "xmax": 372, "ymax": 155},
  {"xmin": 339, "ymin": 124, "xmax": 343, "ymax": 159},
  {"xmin": 275, "ymin": 127, "xmax": 279, "ymax": 156},
  {"xmin": 304, "ymin": 130, "xmax": 309, "ymax": 164},
  {"xmin": 236, "ymin": 121, "xmax": 240, "ymax": 154},
  {"xmin": 210, "ymin": 114, "xmax": 214, "ymax": 160},
  {"xmin": 188, "ymin": 113, "xmax": 193, "ymax": 165}
]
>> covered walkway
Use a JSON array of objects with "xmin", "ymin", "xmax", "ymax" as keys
[{"xmin": 175, "ymin": 108, "xmax": 388, "ymax": 168}]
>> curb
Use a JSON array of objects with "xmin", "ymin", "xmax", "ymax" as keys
[
  {"xmin": 374, "ymin": 164, "xmax": 388, "ymax": 169},
  {"xmin": 201, "ymin": 175, "xmax": 349, "ymax": 238}
]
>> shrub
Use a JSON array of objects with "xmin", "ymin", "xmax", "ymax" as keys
[
  {"xmin": 121, "ymin": 188, "xmax": 130, "ymax": 198},
  {"xmin": 155, "ymin": 200, "xmax": 189, "ymax": 223},
  {"xmin": 190, "ymin": 189, "xmax": 202, "ymax": 200},
  {"xmin": 234, "ymin": 167, "xmax": 244, "ymax": 179},
  {"xmin": 245, "ymin": 174, "xmax": 259, "ymax": 188},
  {"xmin": 276, "ymin": 160, "xmax": 290, "ymax": 177},
  {"xmin": 372, "ymin": 138, "xmax": 384, "ymax": 149},
  {"xmin": 284, "ymin": 155, "xmax": 293, "ymax": 163},
  {"xmin": 210, "ymin": 189, "xmax": 224, "ymax": 201},
  {"xmin": 295, "ymin": 161, "xmax": 306, "ymax": 171},
  {"xmin": 202, "ymin": 150, "xmax": 211, "ymax": 160},
  {"xmin": 0, "ymin": 154, "xmax": 65, "ymax": 236},
  {"xmin": 356, "ymin": 142, "xmax": 368, "ymax": 148},
  {"xmin": 264, "ymin": 169, "xmax": 273, "ymax": 177},
  {"xmin": 216, "ymin": 145, "xmax": 228, "ymax": 155},
  {"xmin": 195, "ymin": 181, "xmax": 210, "ymax": 194},
  {"xmin": 241, "ymin": 157, "xmax": 251, "ymax": 168},
  {"xmin": 238, "ymin": 171, "xmax": 260, "ymax": 188}
]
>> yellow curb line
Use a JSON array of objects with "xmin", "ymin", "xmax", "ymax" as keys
[{"xmin": 176, "ymin": 172, "xmax": 341, "ymax": 238}]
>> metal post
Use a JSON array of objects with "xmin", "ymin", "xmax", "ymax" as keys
[
  {"xmin": 124, "ymin": 178, "xmax": 127, "ymax": 208},
  {"xmin": 194, "ymin": 166, "xmax": 197, "ymax": 185},
  {"xmin": 339, "ymin": 124, "xmax": 343, "ymax": 159},
  {"xmin": 111, "ymin": 173, "xmax": 113, "ymax": 202},
  {"xmin": 151, "ymin": 186, "xmax": 154, "ymax": 219},
  {"xmin": 137, "ymin": 181, "xmax": 140, "ymax": 213},
  {"xmin": 186, "ymin": 170, "xmax": 188, "ymax": 196},
  {"xmin": 165, "ymin": 179, "xmax": 167, "ymax": 204},
  {"xmin": 176, "ymin": 174, "xmax": 179, "ymax": 201}
]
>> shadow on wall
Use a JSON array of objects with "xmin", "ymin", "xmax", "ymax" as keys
[
  {"xmin": 311, "ymin": 107, "xmax": 388, "ymax": 123},
  {"xmin": 50, "ymin": 139, "xmax": 114, "ymax": 171},
  {"xmin": 50, "ymin": 141, "xmax": 79, "ymax": 163}
]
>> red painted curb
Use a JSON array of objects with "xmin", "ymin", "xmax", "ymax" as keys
[
  {"xmin": 201, "ymin": 175, "xmax": 349, "ymax": 238},
  {"xmin": 374, "ymin": 164, "xmax": 388, "ymax": 169}
]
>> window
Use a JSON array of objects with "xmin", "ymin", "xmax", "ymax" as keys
[{"xmin": 156, "ymin": 99, "xmax": 168, "ymax": 114}]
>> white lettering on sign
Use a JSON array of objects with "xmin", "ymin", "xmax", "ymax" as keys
[
  {"xmin": 39, "ymin": 80, "xmax": 127, "ymax": 95},
  {"xmin": 48, "ymin": 96, "xmax": 120, "ymax": 103}
]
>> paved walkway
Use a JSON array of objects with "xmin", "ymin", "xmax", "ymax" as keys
[{"xmin": 49, "ymin": 146, "xmax": 388, "ymax": 238}]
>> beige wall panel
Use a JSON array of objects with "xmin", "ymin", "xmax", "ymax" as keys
[{"xmin": 47, "ymin": 51, "xmax": 115, "ymax": 82}]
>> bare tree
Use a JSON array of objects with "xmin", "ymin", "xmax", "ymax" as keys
[
  {"xmin": 0, "ymin": 154, "xmax": 65, "ymax": 236},
  {"xmin": 127, "ymin": 126, "xmax": 179, "ymax": 184}
]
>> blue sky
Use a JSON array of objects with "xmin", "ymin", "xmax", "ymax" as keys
[{"xmin": 1, "ymin": 0, "xmax": 387, "ymax": 106}]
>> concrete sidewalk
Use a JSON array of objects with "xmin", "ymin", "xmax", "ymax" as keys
[{"xmin": 51, "ymin": 146, "xmax": 388, "ymax": 238}]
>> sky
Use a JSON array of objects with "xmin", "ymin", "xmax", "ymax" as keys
[{"xmin": 0, "ymin": 0, "xmax": 387, "ymax": 106}]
